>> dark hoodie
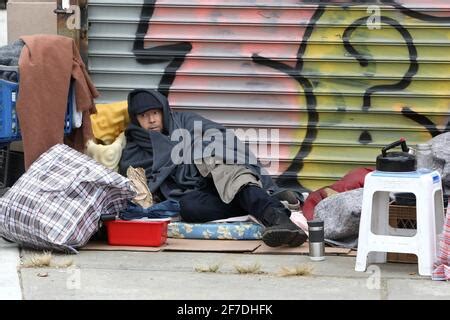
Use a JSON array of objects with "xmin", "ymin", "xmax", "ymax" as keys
[{"xmin": 119, "ymin": 89, "xmax": 278, "ymax": 200}]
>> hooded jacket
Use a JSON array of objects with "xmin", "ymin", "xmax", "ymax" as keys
[{"xmin": 119, "ymin": 89, "xmax": 278, "ymax": 201}]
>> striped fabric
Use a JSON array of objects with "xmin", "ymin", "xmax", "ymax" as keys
[
  {"xmin": 432, "ymin": 206, "xmax": 450, "ymax": 281},
  {"xmin": 0, "ymin": 144, "xmax": 135, "ymax": 253}
]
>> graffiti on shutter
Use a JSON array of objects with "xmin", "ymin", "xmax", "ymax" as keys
[{"xmin": 88, "ymin": 0, "xmax": 450, "ymax": 191}]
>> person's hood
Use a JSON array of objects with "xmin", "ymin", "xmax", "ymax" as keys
[{"xmin": 127, "ymin": 89, "xmax": 172, "ymax": 134}]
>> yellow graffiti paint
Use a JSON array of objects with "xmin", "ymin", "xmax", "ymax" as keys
[{"xmin": 291, "ymin": 6, "xmax": 450, "ymax": 190}]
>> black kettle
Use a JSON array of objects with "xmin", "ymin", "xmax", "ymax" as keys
[{"xmin": 376, "ymin": 138, "xmax": 416, "ymax": 172}]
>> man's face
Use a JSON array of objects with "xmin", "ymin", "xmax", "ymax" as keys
[{"xmin": 136, "ymin": 108, "xmax": 163, "ymax": 132}]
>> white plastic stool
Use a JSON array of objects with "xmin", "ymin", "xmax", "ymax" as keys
[{"xmin": 355, "ymin": 170, "xmax": 445, "ymax": 276}]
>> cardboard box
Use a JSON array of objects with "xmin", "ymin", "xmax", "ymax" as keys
[{"xmin": 7, "ymin": 2, "xmax": 57, "ymax": 44}]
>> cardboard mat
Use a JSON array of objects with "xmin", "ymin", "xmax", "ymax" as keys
[
  {"xmin": 82, "ymin": 239, "xmax": 260, "ymax": 253},
  {"xmin": 82, "ymin": 242, "xmax": 163, "ymax": 252},
  {"xmin": 163, "ymin": 239, "xmax": 261, "ymax": 252},
  {"xmin": 253, "ymin": 243, "xmax": 351, "ymax": 255},
  {"xmin": 82, "ymin": 239, "xmax": 352, "ymax": 256}
]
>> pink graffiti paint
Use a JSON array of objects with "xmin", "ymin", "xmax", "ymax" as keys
[{"xmin": 142, "ymin": 1, "xmax": 320, "ymax": 173}]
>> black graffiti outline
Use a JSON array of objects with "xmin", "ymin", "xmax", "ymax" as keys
[
  {"xmin": 343, "ymin": 16, "xmax": 419, "ymax": 112},
  {"xmin": 344, "ymin": 14, "xmax": 449, "ymax": 137},
  {"xmin": 402, "ymin": 107, "xmax": 450, "ymax": 137},
  {"xmin": 382, "ymin": 0, "xmax": 450, "ymax": 23},
  {"xmin": 251, "ymin": 6, "xmax": 325, "ymax": 190},
  {"xmin": 133, "ymin": 0, "xmax": 192, "ymax": 96},
  {"xmin": 133, "ymin": 0, "xmax": 158, "ymax": 64},
  {"xmin": 380, "ymin": 1, "xmax": 450, "ymax": 135},
  {"xmin": 131, "ymin": 1, "xmax": 325, "ymax": 190}
]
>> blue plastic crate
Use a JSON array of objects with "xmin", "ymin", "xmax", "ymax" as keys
[
  {"xmin": 0, "ymin": 67, "xmax": 73, "ymax": 144},
  {"xmin": 0, "ymin": 78, "xmax": 20, "ymax": 143}
]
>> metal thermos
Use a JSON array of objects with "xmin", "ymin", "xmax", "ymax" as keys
[{"xmin": 307, "ymin": 220, "xmax": 325, "ymax": 261}]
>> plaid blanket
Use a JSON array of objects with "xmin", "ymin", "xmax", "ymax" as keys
[
  {"xmin": 0, "ymin": 144, "xmax": 135, "ymax": 252},
  {"xmin": 432, "ymin": 206, "xmax": 450, "ymax": 281}
]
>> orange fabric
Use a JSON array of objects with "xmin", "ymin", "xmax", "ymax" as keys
[{"xmin": 17, "ymin": 35, "xmax": 98, "ymax": 169}]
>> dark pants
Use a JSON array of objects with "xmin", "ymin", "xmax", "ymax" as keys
[{"xmin": 179, "ymin": 184, "xmax": 282, "ymax": 223}]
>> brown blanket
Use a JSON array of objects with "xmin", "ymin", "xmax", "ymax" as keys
[{"xmin": 17, "ymin": 35, "xmax": 99, "ymax": 168}]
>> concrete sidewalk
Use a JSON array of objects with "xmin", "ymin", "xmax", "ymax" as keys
[
  {"xmin": 10, "ymin": 246, "xmax": 449, "ymax": 300},
  {"xmin": 0, "ymin": 239, "xmax": 22, "ymax": 300}
]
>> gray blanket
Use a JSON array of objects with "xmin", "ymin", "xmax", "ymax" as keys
[
  {"xmin": 314, "ymin": 188, "xmax": 364, "ymax": 249},
  {"xmin": 119, "ymin": 89, "xmax": 279, "ymax": 201},
  {"xmin": 0, "ymin": 39, "xmax": 24, "ymax": 82},
  {"xmin": 430, "ymin": 132, "xmax": 450, "ymax": 192}
]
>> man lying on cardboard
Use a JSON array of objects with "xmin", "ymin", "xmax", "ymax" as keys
[{"xmin": 119, "ymin": 89, "xmax": 306, "ymax": 247}]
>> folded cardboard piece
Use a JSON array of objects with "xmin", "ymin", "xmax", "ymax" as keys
[
  {"xmin": 82, "ymin": 239, "xmax": 261, "ymax": 253},
  {"xmin": 82, "ymin": 239, "xmax": 352, "ymax": 256},
  {"xmin": 163, "ymin": 238, "xmax": 261, "ymax": 252}
]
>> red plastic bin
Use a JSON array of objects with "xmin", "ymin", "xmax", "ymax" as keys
[{"xmin": 104, "ymin": 219, "xmax": 170, "ymax": 247}]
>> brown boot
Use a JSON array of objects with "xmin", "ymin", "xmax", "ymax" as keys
[
  {"xmin": 271, "ymin": 190, "xmax": 302, "ymax": 211},
  {"xmin": 258, "ymin": 207, "xmax": 308, "ymax": 247}
]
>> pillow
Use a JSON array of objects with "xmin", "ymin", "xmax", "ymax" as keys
[
  {"xmin": 90, "ymin": 100, "xmax": 129, "ymax": 144},
  {"xmin": 86, "ymin": 132, "xmax": 126, "ymax": 172}
]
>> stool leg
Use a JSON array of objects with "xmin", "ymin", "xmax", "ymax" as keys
[
  {"xmin": 416, "ymin": 189, "xmax": 444, "ymax": 276},
  {"xmin": 355, "ymin": 188, "xmax": 374, "ymax": 272},
  {"xmin": 367, "ymin": 191, "xmax": 389, "ymax": 264},
  {"xmin": 416, "ymin": 189, "xmax": 439, "ymax": 276},
  {"xmin": 433, "ymin": 189, "xmax": 445, "ymax": 237}
]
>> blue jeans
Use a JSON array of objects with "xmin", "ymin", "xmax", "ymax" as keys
[
  {"xmin": 119, "ymin": 199, "xmax": 180, "ymax": 220},
  {"xmin": 179, "ymin": 185, "xmax": 283, "ymax": 223}
]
